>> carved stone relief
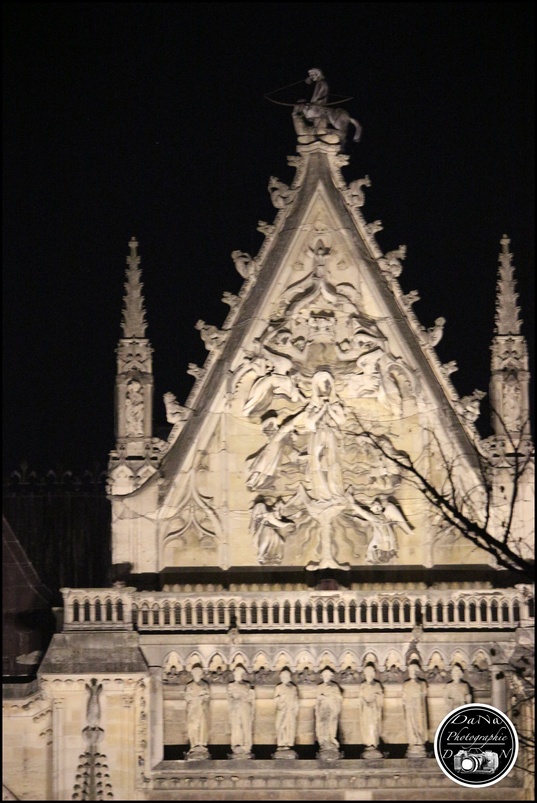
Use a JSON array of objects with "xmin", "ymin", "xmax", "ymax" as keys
[
  {"xmin": 125, "ymin": 379, "xmax": 144, "ymax": 436},
  {"xmin": 502, "ymin": 374, "xmax": 522, "ymax": 429},
  {"xmin": 227, "ymin": 238, "xmax": 420, "ymax": 570},
  {"xmin": 163, "ymin": 452, "xmax": 221, "ymax": 556},
  {"xmin": 72, "ymin": 680, "xmax": 114, "ymax": 801},
  {"xmin": 250, "ymin": 499, "xmax": 295, "ymax": 565}
]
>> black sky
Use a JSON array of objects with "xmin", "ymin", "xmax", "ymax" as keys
[{"xmin": 3, "ymin": 2, "xmax": 534, "ymax": 474}]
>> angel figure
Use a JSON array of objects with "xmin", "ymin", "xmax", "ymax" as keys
[
  {"xmin": 350, "ymin": 497, "xmax": 414, "ymax": 563},
  {"xmin": 250, "ymin": 499, "xmax": 295, "ymax": 564},
  {"xmin": 242, "ymin": 344, "xmax": 301, "ymax": 416}
]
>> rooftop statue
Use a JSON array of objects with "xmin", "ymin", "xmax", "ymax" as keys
[
  {"xmin": 293, "ymin": 69, "xmax": 362, "ymax": 147},
  {"xmin": 265, "ymin": 69, "xmax": 361, "ymax": 148}
]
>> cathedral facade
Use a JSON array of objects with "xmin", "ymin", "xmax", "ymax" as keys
[{"xmin": 3, "ymin": 92, "xmax": 534, "ymax": 801}]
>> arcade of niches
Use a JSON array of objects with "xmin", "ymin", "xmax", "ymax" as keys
[{"xmin": 3, "ymin": 77, "xmax": 534, "ymax": 801}]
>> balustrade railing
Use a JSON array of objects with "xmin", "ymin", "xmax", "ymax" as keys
[{"xmin": 61, "ymin": 587, "xmax": 533, "ymax": 632}]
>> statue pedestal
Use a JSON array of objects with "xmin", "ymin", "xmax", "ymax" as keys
[
  {"xmin": 228, "ymin": 747, "xmax": 253, "ymax": 760},
  {"xmin": 272, "ymin": 746, "xmax": 297, "ymax": 760},
  {"xmin": 317, "ymin": 746, "xmax": 342, "ymax": 762},
  {"xmin": 362, "ymin": 746, "xmax": 384, "ymax": 760},
  {"xmin": 405, "ymin": 744, "xmax": 427, "ymax": 759},
  {"xmin": 184, "ymin": 746, "xmax": 210, "ymax": 761}
]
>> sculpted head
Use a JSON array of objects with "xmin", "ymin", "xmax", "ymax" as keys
[
  {"xmin": 312, "ymin": 370, "xmax": 335, "ymax": 401},
  {"xmin": 451, "ymin": 663, "xmax": 464, "ymax": 682},
  {"xmin": 363, "ymin": 663, "xmax": 376, "ymax": 683},
  {"xmin": 279, "ymin": 668, "xmax": 292, "ymax": 685},
  {"xmin": 233, "ymin": 664, "xmax": 246, "ymax": 682},
  {"xmin": 191, "ymin": 664, "xmax": 203, "ymax": 683},
  {"xmin": 407, "ymin": 661, "xmax": 420, "ymax": 679},
  {"xmin": 371, "ymin": 498, "xmax": 385, "ymax": 514},
  {"xmin": 321, "ymin": 667, "xmax": 334, "ymax": 683},
  {"xmin": 307, "ymin": 68, "xmax": 324, "ymax": 82},
  {"xmin": 127, "ymin": 379, "xmax": 141, "ymax": 394}
]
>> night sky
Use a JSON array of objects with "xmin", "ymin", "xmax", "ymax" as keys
[{"xmin": 3, "ymin": 2, "xmax": 534, "ymax": 475}]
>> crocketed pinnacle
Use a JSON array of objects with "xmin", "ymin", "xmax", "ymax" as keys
[
  {"xmin": 494, "ymin": 235, "xmax": 522, "ymax": 336},
  {"xmin": 121, "ymin": 237, "xmax": 147, "ymax": 338}
]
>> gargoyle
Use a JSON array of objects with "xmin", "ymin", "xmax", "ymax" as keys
[
  {"xmin": 163, "ymin": 392, "xmax": 189, "ymax": 425},
  {"xmin": 426, "ymin": 317, "xmax": 446, "ymax": 347},
  {"xmin": 268, "ymin": 176, "xmax": 294, "ymax": 209},
  {"xmin": 231, "ymin": 250, "xmax": 258, "ymax": 280},
  {"xmin": 195, "ymin": 320, "xmax": 227, "ymax": 351},
  {"xmin": 347, "ymin": 176, "xmax": 371, "ymax": 207}
]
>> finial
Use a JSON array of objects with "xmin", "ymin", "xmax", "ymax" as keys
[
  {"xmin": 121, "ymin": 238, "xmax": 147, "ymax": 338},
  {"xmin": 495, "ymin": 234, "xmax": 522, "ymax": 335}
]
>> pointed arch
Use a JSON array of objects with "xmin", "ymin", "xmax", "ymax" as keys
[
  {"xmin": 163, "ymin": 650, "xmax": 183, "ymax": 674},
  {"xmin": 252, "ymin": 651, "xmax": 271, "ymax": 672},
  {"xmin": 295, "ymin": 650, "xmax": 315, "ymax": 672},
  {"xmin": 450, "ymin": 649, "xmax": 469, "ymax": 670},
  {"xmin": 318, "ymin": 650, "xmax": 338, "ymax": 672},
  {"xmin": 426, "ymin": 650, "xmax": 446, "ymax": 671},
  {"xmin": 384, "ymin": 649, "xmax": 403, "ymax": 670},
  {"xmin": 339, "ymin": 651, "xmax": 359, "ymax": 672},
  {"xmin": 471, "ymin": 649, "xmax": 491, "ymax": 669},
  {"xmin": 273, "ymin": 650, "xmax": 294, "ymax": 672},
  {"xmin": 208, "ymin": 651, "xmax": 227, "ymax": 672},
  {"xmin": 185, "ymin": 651, "xmax": 204, "ymax": 670},
  {"xmin": 362, "ymin": 651, "xmax": 381, "ymax": 670},
  {"xmin": 230, "ymin": 651, "xmax": 250, "ymax": 671}
]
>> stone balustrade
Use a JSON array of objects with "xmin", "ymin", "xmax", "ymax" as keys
[{"xmin": 61, "ymin": 587, "xmax": 532, "ymax": 632}]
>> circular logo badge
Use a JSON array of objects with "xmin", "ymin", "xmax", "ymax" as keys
[{"xmin": 434, "ymin": 703, "xmax": 518, "ymax": 788}]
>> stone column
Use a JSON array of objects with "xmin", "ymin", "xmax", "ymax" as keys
[
  {"xmin": 149, "ymin": 666, "xmax": 164, "ymax": 767},
  {"xmin": 491, "ymin": 664, "xmax": 509, "ymax": 712}
]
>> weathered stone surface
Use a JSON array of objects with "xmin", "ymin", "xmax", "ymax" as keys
[{"xmin": 39, "ymin": 631, "xmax": 148, "ymax": 674}]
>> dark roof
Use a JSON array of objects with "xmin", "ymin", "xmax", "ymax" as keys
[{"xmin": 2, "ymin": 516, "xmax": 54, "ymax": 679}]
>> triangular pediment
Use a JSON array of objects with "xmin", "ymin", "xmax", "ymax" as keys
[{"xmin": 113, "ymin": 144, "xmax": 495, "ymax": 574}]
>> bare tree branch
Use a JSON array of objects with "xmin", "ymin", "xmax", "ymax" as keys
[{"xmin": 353, "ymin": 419, "xmax": 534, "ymax": 581}]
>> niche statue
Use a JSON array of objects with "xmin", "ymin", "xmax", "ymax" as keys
[
  {"xmin": 227, "ymin": 665, "xmax": 255, "ymax": 759},
  {"xmin": 402, "ymin": 662, "xmax": 428, "ymax": 758},
  {"xmin": 273, "ymin": 668, "xmax": 299, "ymax": 759},
  {"xmin": 184, "ymin": 664, "xmax": 210, "ymax": 760},
  {"xmin": 315, "ymin": 667, "xmax": 343, "ymax": 760}
]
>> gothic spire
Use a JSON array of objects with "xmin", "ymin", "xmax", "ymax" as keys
[
  {"xmin": 489, "ymin": 235, "xmax": 530, "ymax": 438},
  {"xmin": 108, "ymin": 238, "xmax": 156, "ymax": 494},
  {"xmin": 494, "ymin": 235, "xmax": 522, "ymax": 336},
  {"xmin": 121, "ymin": 236, "xmax": 147, "ymax": 338}
]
